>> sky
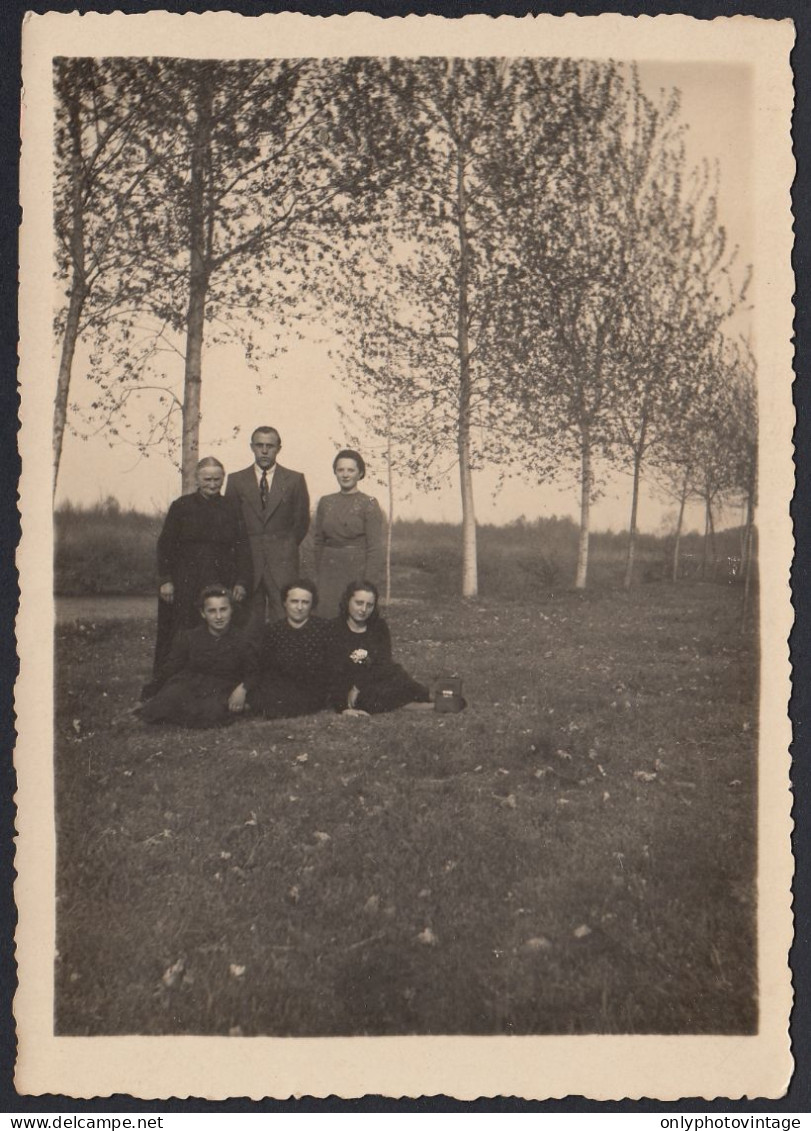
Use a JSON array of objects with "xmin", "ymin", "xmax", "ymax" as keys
[{"xmin": 54, "ymin": 58, "xmax": 754, "ymax": 534}]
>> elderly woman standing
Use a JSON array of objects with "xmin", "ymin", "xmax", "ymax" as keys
[
  {"xmin": 314, "ymin": 449, "xmax": 386, "ymax": 618},
  {"xmin": 146, "ymin": 457, "xmax": 251, "ymax": 690}
]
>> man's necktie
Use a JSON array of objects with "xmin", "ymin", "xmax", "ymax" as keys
[{"xmin": 260, "ymin": 471, "xmax": 268, "ymax": 509}]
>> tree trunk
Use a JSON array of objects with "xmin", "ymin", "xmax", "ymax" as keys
[
  {"xmin": 180, "ymin": 72, "xmax": 213, "ymax": 494},
  {"xmin": 701, "ymin": 493, "xmax": 711, "ymax": 580},
  {"xmin": 671, "ymin": 467, "xmax": 690, "ymax": 583},
  {"xmin": 623, "ymin": 446, "xmax": 644, "ymax": 590},
  {"xmin": 54, "ymin": 287, "xmax": 86, "ymax": 498},
  {"xmin": 740, "ymin": 486, "xmax": 755, "ymax": 582},
  {"xmin": 456, "ymin": 149, "xmax": 478, "ymax": 598},
  {"xmin": 53, "ymin": 91, "xmax": 88, "ymax": 497},
  {"xmin": 741, "ymin": 487, "xmax": 755, "ymax": 627},
  {"xmin": 708, "ymin": 498, "xmax": 717, "ymax": 576},
  {"xmin": 575, "ymin": 430, "xmax": 592, "ymax": 589},
  {"xmin": 385, "ymin": 419, "xmax": 394, "ymax": 604}
]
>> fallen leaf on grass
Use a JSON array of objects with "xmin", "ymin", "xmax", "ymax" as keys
[
  {"xmin": 573, "ymin": 924, "xmax": 592, "ymax": 939},
  {"xmin": 143, "ymin": 829, "xmax": 173, "ymax": 847},
  {"xmin": 295, "ymin": 753, "xmax": 309, "ymax": 764},
  {"xmin": 161, "ymin": 959, "xmax": 185, "ymax": 988},
  {"xmin": 417, "ymin": 927, "xmax": 438, "ymax": 946},
  {"xmin": 229, "ymin": 964, "xmax": 246, "ymax": 978},
  {"xmin": 524, "ymin": 936, "xmax": 552, "ymax": 953}
]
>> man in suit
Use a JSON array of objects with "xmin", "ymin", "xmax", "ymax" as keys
[{"xmin": 225, "ymin": 426, "xmax": 310, "ymax": 625}]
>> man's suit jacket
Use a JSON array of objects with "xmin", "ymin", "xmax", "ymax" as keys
[{"xmin": 225, "ymin": 463, "xmax": 310, "ymax": 595}]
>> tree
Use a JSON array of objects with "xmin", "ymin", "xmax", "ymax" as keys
[
  {"xmin": 338, "ymin": 58, "xmax": 576, "ymax": 597},
  {"xmin": 333, "ymin": 298, "xmax": 435, "ymax": 603},
  {"xmin": 52, "ymin": 57, "xmax": 162, "ymax": 494},
  {"xmin": 611, "ymin": 153, "xmax": 746, "ymax": 588},
  {"xmin": 500, "ymin": 63, "xmax": 662, "ymax": 588},
  {"xmin": 63, "ymin": 58, "xmax": 404, "ymax": 492}
]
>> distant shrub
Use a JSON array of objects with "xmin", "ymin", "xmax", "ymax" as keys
[
  {"xmin": 55, "ymin": 502, "xmax": 162, "ymax": 596},
  {"xmin": 54, "ymin": 504, "xmax": 755, "ymax": 600}
]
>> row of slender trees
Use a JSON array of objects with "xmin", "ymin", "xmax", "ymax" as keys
[{"xmin": 53, "ymin": 55, "xmax": 756, "ymax": 593}]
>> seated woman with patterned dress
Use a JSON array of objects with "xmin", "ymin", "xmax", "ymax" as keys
[
  {"xmin": 328, "ymin": 580, "xmax": 433, "ymax": 716},
  {"xmin": 237, "ymin": 579, "xmax": 334, "ymax": 719},
  {"xmin": 138, "ymin": 586, "xmax": 248, "ymax": 728}
]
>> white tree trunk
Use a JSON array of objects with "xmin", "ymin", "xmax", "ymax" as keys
[
  {"xmin": 385, "ymin": 423, "xmax": 393, "ymax": 604},
  {"xmin": 180, "ymin": 75, "xmax": 212, "ymax": 494},
  {"xmin": 53, "ymin": 90, "xmax": 87, "ymax": 497},
  {"xmin": 672, "ymin": 467, "xmax": 690, "ymax": 583},
  {"xmin": 456, "ymin": 149, "xmax": 478, "ymax": 598},
  {"xmin": 624, "ymin": 446, "xmax": 644, "ymax": 590},
  {"xmin": 575, "ymin": 431, "xmax": 592, "ymax": 589}
]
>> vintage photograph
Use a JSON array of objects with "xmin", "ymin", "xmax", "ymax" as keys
[{"xmin": 16, "ymin": 10, "xmax": 794, "ymax": 1100}]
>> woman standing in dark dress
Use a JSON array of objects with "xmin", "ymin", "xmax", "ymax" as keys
[
  {"xmin": 148, "ymin": 458, "xmax": 251, "ymax": 686},
  {"xmin": 140, "ymin": 587, "xmax": 248, "ymax": 728},
  {"xmin": 240, "ymin": 579, "xmax": 334, "ymax": 718},
  {"xmin": 328, "ymin": 580, "xmax": 432, "ymax": 715},
  {"xmin": 314, "ymin": 450, "xmax": 386, "ymax": 618}
]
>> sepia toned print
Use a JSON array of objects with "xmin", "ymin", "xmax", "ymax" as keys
[{"xmin": 16, "ymin": 10, "xmax": 794, "ymax": 1100}]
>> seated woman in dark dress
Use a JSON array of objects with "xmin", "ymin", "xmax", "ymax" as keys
[
  {"xmin": 329, "ymin": 580, "xmax": 432, "ymax": 716},
  {"xmin": 139, "ymin": 586, "xmax": 248, "ymax": 728},
  {"xmin": 240, "ymin": 579, "xmax": 334, "ymax": 719}
]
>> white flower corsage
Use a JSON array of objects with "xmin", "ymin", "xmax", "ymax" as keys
[{"xmin": 349, "ymin": 648, "xmax": 369, "ymax": 664}]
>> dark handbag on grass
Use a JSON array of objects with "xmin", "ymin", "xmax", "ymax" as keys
[{"xmin": 434, "ymin": 675, "xmax": 464, "ymax": 713}]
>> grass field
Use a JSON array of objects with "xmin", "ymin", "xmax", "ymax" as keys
[{"xmin": 54, "ymin": 580, "xmax": 758, "ymax": 1036}]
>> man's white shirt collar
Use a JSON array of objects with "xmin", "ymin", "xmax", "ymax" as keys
[{"xmin": 254, "ymin": 463, "xmax": 277, "ymax": 486}]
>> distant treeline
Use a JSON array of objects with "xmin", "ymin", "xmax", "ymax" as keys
[{"xmin": 54, "ymin": 500, "xmax": 752, "ymax": 599}]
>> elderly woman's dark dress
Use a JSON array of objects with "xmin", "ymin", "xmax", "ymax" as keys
[
  {"xmin": 328, "ymin": 617, "xmax": 430, "ymax": 714},
  {"xmin": 151, "ymin": 491, "xmax": 251, "ymax": 678},
  {"xmin": 141, "ymin": 622, "xmax": 247, "ymax": 728},
  {"xmin": 245, "ymin": 616, "xmax": 334, "ymax": 718}
]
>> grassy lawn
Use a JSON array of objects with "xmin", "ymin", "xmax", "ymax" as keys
[{"xmin": 54, "ymin": 582, "xmax": 757, "ymax": 1036}]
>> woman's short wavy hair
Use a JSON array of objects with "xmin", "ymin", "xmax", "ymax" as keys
[
  {"xmin": 280, "ymin": 578, "xmax": 319, "ymax": 610},
  {"xmin": 332, "ymin": 448, "xmax": 366, "ymax": 478},
  {"xmin": 338, "ymin": 579, "xmax": 380, "ymax": 625},
  {"xmin": 198, "ymin": 584, "xmax": 233, "ymax": 609}
]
